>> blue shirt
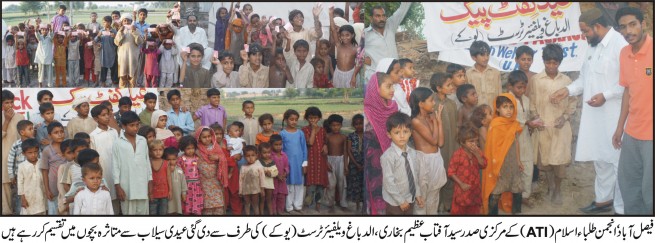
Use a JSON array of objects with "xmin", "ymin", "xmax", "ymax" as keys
[
  {"xmin": 167, "ymin": 108, "xmax": 195, "ymax": 136},
  {"xmin": 133, "ymin": 21, "xmax": 149, "ymax": 38}
]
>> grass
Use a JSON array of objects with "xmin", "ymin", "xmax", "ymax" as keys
[{"xmin": 3, "ymin": 9, "xmax": 171, "ymax": 27}]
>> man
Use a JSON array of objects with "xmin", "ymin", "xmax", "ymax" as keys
[
  {"xmin": 613, "ymin": 7, "xmax": 652, "ymax": 215},
  {"xmin": 51, "ymin": 5, "xmax": 70, "ymax": 32},
  {"xmin": 550, "ymin": 8, "xmax": 628, "ymax": 214},
  {"xmin": 2, "ymin": 90, "xmax": 25, "ymax": 215},
  {"xmin": 174, "ymin": 15, "xmax": 213, "ymax": 70},
  {"xmin": 284, "ymin": 6, "xmax": 323, "ymax": 65},
  {"xmin": 363, "ymin": 3, "xmax": 411, "ymax": 82}
]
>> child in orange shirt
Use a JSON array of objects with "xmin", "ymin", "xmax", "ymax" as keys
[{"xmin": 53, "ymin": 31, "xmax": 70, "ymax": 87}]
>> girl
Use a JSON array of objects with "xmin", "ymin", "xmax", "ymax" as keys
[
  {"xmin": 280, "ymin": 109, "xmax": 307, "ymax": 213},
  {"xmin": 225, "ymin": 7, "xmax": 246, "ymax": 71},
  {"xmin": 239, "ymin": 145, "xmax": 265, "ymax": 215},
  {"xmin": 270, "ymin": 134, "xmax": 289, "ymax": 215},
  {"xmin": 196, "ymin": 126, "xmax": 228, "ymax": 215},
  {"xmin": 346, "ymin": 114, "xmax": 364, "ymax": 213},
  {"xmin": 302, "ymin": 106, "xmax": 328, "ymax": 212},
  {"xmin": 256, "ymin": 113, "xmax": 278, "ymax": 145},
  {"xmin": 142, "ymin": 38, "xmax": 160, "ymax": 88},
  {"xmin": 448, "ymin": 125, "xmax": 487, "ymax": 215},
  {"xmin": 114, "ymin": 13, "xmax": 144, "ymax": 88},
  {"xmin": 166, "ymin": 148, "xmax": 187, "ymax": 215},
  {"xmin": 177, "ymin": 135, "xmax": 203, "ymax": 215},
  {"xmin": 151, "ymin": 110, "xmax": 177, "ymax": 147},
  {"xmin": 16, "ymin": 39, "xmax": 30, "ymax": 88},
  {"xmin": 258, "ymin": 143, "xmax": 278, "ymax": 215},
  {"xmin": 148, "ymin": 140, "xmax": 171, "ymax": 215},
  {"xmin": 179, "ymin": 43, "xmax": 211, "ymax": 88},
  {"xmin": 83, "ymin": 32, "xmax": 97, "ymax": 87},
  {"xmin": 409, "ymin": 87, "xmax": 447, "ymax": 215},
  {"xmin": 35, "ymin": 25, "xmax": 53, "ymax": 88},
  {"xmin": 314, "ymin": 39, "xmax": 333, "ymax": 81},
  {"xmin": 310, "ymin": 57, "xmax": 332, "ymax": 88},
  {"xmin": 211, "ymin": 124, "xmax": 242, "ymax": 216},
  {"xmin": 469, "ymin": 104, "xmax": 493, "ymax": 150},
  {"xmin": 214, "ymin": 6, "xmax": 230, "ymax": 52},
  {"xmin": 137, "ymin": 126, "xmax": 156, "ymax": 144}
]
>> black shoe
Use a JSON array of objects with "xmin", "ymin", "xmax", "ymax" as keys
[{"xmin": 580, "ymin": 201, "xmax": 613, "ymax": 214}]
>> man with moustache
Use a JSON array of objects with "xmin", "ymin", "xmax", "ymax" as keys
[
  {"xmin": 550, "ymin": 8, "xmax": 628, "ymax": 215},
  {"xmin": 363, "ymin": 3, "xmax": 411, "ymax": 82},
  {"xmin": 174, "ymin": 15, "xmax": 213, "ymax": 70}
]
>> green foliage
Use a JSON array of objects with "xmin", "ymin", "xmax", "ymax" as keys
[
  {"xmin": 363, "ymin": 2, "xmax": 425, "ymax": 40},
  {"xmin": 19, "ymin": 2, "xmax": 42, "ymax": 16},
  {"xmin": 284, "ymin": 88, "xmax": 299, "ymax": 99}
]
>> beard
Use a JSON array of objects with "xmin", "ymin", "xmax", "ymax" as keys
[{"xmin": 588, "ymin": 35, "xmax": 601, "ymax": 47}]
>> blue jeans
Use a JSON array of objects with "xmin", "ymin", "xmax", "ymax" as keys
[{"xmin": 149, "ymin": 198, "xmax": 168, "ymax": 215}]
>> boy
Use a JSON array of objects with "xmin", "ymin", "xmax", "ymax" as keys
[
  {"xmin": 115, "ymin": 96, "xmax": 132, "ymax": 131},
  {"xmin": 35, "ymin": 102, "xmax": 61, "ymax": 149},
  {"xmin": 226, "ymin": 123, "xmax": 246, "ymax": 159},
  {"xmin": 139, "ymin": 92, "xmax": 157, "ymax": 127},
  {"xmin": 113, "ymin": 111, "xmax": 152, "ymax": 215},
  {"xmin": 53, "ymin": 31, "xmax": 70, "ymax": 87},
  {"xmin": 74, "ymin": 132, "xmax": 91, "ymax": 144},
  {"xmin": 7, "ymin": 120, "xmax": 35, "ymax": 214},
  {"xmin": 212, "ymin": 51, "xmax": 240, "ymax": 88},
  {"xmin": 67, "ymin": 31, "xmax": 81, "ymax": 86},
  {"xmin": 89, "ymin": 104, "xmax": 120, "ymax": 214},
  {"xmin": 288, "ymin": 40, "xmax": 314, "ymax": 88},
  {"xmin": 466, "ymin": 40, "xmax": 501, "ymax": 106},
  {"xmin": 73, "ymin": 162, "xmax": 114, "ymax": 215},
  {"xmin": 56, "ymin": 139, "xmax": 73, "ymax": 214},
  {"xmin": 394, "ymin": 58, "xmax": 418, "ymax": 116},
  {"xmin": 61, "ymin": 139, "xmax": 96, "ymax": 212},
  {"xmin": 159, "ymin": 39, "xmax": 178, "ymax": 88},
  {"xmin": 193, "ymin": 88, "xmax": 227, "ymax": 127},
  {"xmin": 430, "ymin": 72, "xmax": 458, "ymax": 213},
  {"xmin": 17, "ymin": 138, "xmax": 46, "ymax": 215},
  {"xmin": 165, "ymin": 90, "xmax": 194, "ymax": 136},
  {"xmin": 446, "ymin": 63, "xmax": 467, "ymax": 108},
  {"xmin": 515, "ymin": 46, "xmax": 536, "ymax": 82},
  {"xmin": 87, "ymin": 12, "xmax": 101, "ymax": 33},
  {"xmin": 456, "ymin": 84, "xmax": 479, "ymax": 125},
  {"xmin": 239, "ymin": 44, "xmax": 270, "ymax": 88},
  {"xmin": 97, "ymin": 15, "xmax": 118, "ymax": 87},
  {"xmin": 380, "ymin": 112, "xmax": 424, "ymax": 215},
  {"xmin": 67, "ymin": 96, "xmax": 97, "ymax": 139},
  {"xmin": 165, "ymin": 147, "xmax": 187, "ymax": 215},
  {"xmin": 506, "ymin": 71, "xmax": 535, "ymax": 207},
  {"xmin": 528, "ymin": 44, "xmax": 576, "ymax": 205},
  {"xmin": 29, "ymin": 90, "xmax": 62, "ymax": 126},
  {"xmin": 3, "ymin": 90, "xmax": 26, "ymax": 215},
  {"xmin": 40, "ymin": 121, "xmax": 67, "ymax": 215},
  {"xmin": 325, "ymin": 114, "xmax": 348, "ymax": 212},
  {"xmin": 239, "ymin": 100, "xmax": 260, "ymax": 146}
]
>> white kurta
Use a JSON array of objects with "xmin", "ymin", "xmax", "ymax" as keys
[
  {"xmin": 567, "ymin": 28, "xmax": 627, "ymax": 164},
  {"xmin": 90, "ymin": 127, "xmax": 119, "ymax": 200},
  {"xmin": 73, "ymin": 187, "xmax": 114, "ymax": 215},
  {"xmin": 17, "ymin": 161, "xmax": 46, "ymax": 215},
  {"xmin": 392, "ymin": 83, "xmax": 411, "ymax": 116}
]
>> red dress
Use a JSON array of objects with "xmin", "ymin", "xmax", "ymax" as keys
[
  {"xmin": 302, "ymin": 126, "xmax": 328, "ymax": 187},
  {"xmin": 313, "ymin": 73, "xmax": 332, "ymax": 88},
  {"xmin": 447, "ymin": 147, "xmax": 488, "ymax": 215},
  {"xmin": 142, "ymin": 47, "xmax": 161, "ymax": 77},
  {"xmin": 221, "ymin": 142, "xmax": 242, "ymax": 215}
]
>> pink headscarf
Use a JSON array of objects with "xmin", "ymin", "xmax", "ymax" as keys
[
  {"xmin": 195, "ymin": 126, "xmax": 229, "ymax": 187},
  {"xmin": 363, "ymin": 72, "xmax": 398, "ymax": 152}
]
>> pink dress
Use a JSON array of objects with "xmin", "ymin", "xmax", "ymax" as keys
[
  {"xmin": 178, "ymin": 155, "xmax": 203, "ymax": 215},
  {"xmin": 142, "ymin": 48, "xmax": 161, "ymax": 77}
]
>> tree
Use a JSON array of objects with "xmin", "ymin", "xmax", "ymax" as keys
[
  {"xmin": 20, "ymin": 2, "xmax": 42, "ymax": 16},
  {"xmin": 363, "ymin": 2, "xmax": 425, "ymax": 40},
  {"xmin": 284, "ymin": 88, "xmax": 299, "ymax": 99},
  {"xmin": 89, "ymin": 3, "xmax": 98, "ymax": 10}
]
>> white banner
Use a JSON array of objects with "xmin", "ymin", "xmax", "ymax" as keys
[
  {"xmin": 423, "ymin": 2, "xmax": 582, "ymax": 52},
  {"xmin": 4, "ymin": 88, "xmax": 158, "ymax": 126}
]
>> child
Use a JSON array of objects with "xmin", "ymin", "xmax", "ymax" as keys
[
  {"xmin": 53, "ymin": 31, "xmax": 70, "ymax": 87},
  {"xmin": 88, "ymin": 104, "xmax": 119, "ymax": 214},
  {"xmin": 148, "ymin": 140, "xmax": 171, "ymax": 215},
  {"xmin": 239, "ymin": 145, "xmax": 266, "ymax": 215},
  {"xmin": 256, "ymin": 113, "xmax": 278, "ymax": 145},
  {"xmin": 65, "ymin": 147, "xmax": 110, "ymax": 213},
  {"xmin": 238, "ymin": 43, "xmax": 270, "ymax": 88},
  {"xmin": 4, "ymin": 35, "xmax": 17, "ymax": 86},
  {"xmin": 212, "ymin": 51, "xmax": 240, "ymax": 88},
  {"xmin": 482, "ymin": 94, "xmax": 524, "ymax": 215},
  {"xmin": 310, "ymin": 57, "xmax": 332, "ymax": 88},
  {"xmin": 456, "ymin": 84, "xmax": 479, "ymax": 125},
  {"xmin": 193, "ymin": 88, "xmax": 227, "ymax": 127},
  {"xmin": 429, "ymin": 73, "xmax": 458, "ymax": 212},
  {"xmin": 214, "ymin": 7, "xmax": 230, "ymax": 52},
  {"xmin": 528, "ymin": 44, "xmax": 576, "ymax": 205},
  {"xmin": 56, "ymin": 140, "xmax": 73, "ymax": 215},
  {"xmin": 324, "ymin": 114, "xmax": 349, "ymax": 212},
  {"xmin": 97, "ymin": 16, "xmax": 118, "ymax": 87},
  {"xmin": 88, "ymin": 12, "xmax": 101, "ymax": 32},
  {"xmin": 409, "ymin": 87, "xmax": 448, "ymax": 215},
  {"xmin": 446, "ymin": 63, "xmax": 467, "ymax": 108},
  {"xmin": 332, "ymin": 25, "xmax": 359, "ymax": 88},
  {"xmin": 515, "ymin": 45, "xmax": 536, "ymax": 83},
  {"xmin": 16, "ymin": 39, "xmax": 29, "ymax": 88},
  {"xmin": 73, "ymin": 162, "xmax": 114, "ymax": 215},
  {"xmin": 268, "ymin": 44, "xmax": 293, "ymax": 88},
  {"xmin": 395, "ymin": 59, "xmax": 419, "ymax": 115},
  {"xmin": 73, "ymin": 133, "xmax": 91, "ymax": 145},
  {"xmin": 159, "ymin": 39, "xmax": 178, "ymax": 88},
  {"xmin": 287, "ymin": 40, "xmax": 313, "ymax": 88},
  {"xmin": 67, "ymin": 96, "xmax": 98, "ymax": 139},
  {"xmin": 314, "ymin": 39, "xmax": 334, "ymax": 81},
  {"xmin": 269, "ymin": 134, "xmax": 289, "ymax": 215},
  {"xmin": 226, "ymin": 9, "xmax": 246, "ymax": 70},
  {"xmin": 258, "ymin": 142, "xmax": 278, "ymax": 215},
  {"xmin": 466, "ymin": 40, "xmax": 501, "ymax": 106},
  {"xmin": 17, "ymin": 138, "xmax": 46, "ymax": 215},
  {"xmin": 448, "ymin": 125, "xmax": 487, "ymax": 215},
  {"xmin": 35, "ymin": 25, "xmax": 53, "ymax": 87},
  {"xmin": 151, "ymin": 110, "xmax": 176, "ymax": 143},
  {"xmin": 507, "ymin": 71, "xmax": 535, "ymax": 207},
  {"xmin": 7, "ymin": 120, "xmax": 35, "ymax": 214},
  {"xmin": 2, "ymin": 91, "xmax": 23, "ymax": 215},
  {"xmin": 40, "ymin": 121, "xmax": 67, "ymax": 215},
  {"xmin": 27, "ymin": 35, "xmax": 38, "ymax": 79},
  {"xmin": 196, "ymin": 126, "xmax": 228, "ymax": 215},
  {"xmin": 141, "ymin": 38, "xmax": 160, "ymax": 88},
  {"xmin": 239, "ymin": 100, "xmax": 260, "ymax": 146},
  {"xmin": 139, "ymin": 92, "xmax": 157, "ymax": 127},
  {"xmin": 115, "ymin": 13, "xmax": 144, "ymax": 88},
  {"xmin": 165, "ymin": 147, "xmax": 187, "ymax": 215},
  {"xmin": 225, "ymin": 123, "xmax": 246, "ymax": 159},
  {"xmin": 177, "ymin": 135, "xmax": 203, "ymax": 215},
  {"xmin": 280, "ymin": 109, "xmax": 308, "ymax": 213},
  {"xmin": 113, "ymin": 111, "xmax": 152, "ymax": 215},
  {"xmin": 115, "ymin": 97, "xmax": 132, "ymax": 131},
  {"xmin": 68, "ymin": 31, "xmax": 81, "ymax": 86},
  {"xmin": 98, "ymin": 101, "xmax": 120, "ymax": 136},
  {"xmin": 165, "ymin": 90, "xmax": 194, "ymax": 136},
  {"xmin": 211, "ymin": 124, "xmax": 241, "ymax": 215},
  {"xmin": 380, "ymin": 112, "xmax": 424, "ymax": 215},
  {"xmin": 302, "ymin": 107, "xmax": 328, "ymax": 212},
  {"xmin": 469, "ymin": 105, "xmax": 493, "ymax": 150},
  {"xmin": 138, "ymin": 126, "xmax": 156, "ymax": 144},
  {"xmin": 83, "ymin": 31, "xmax": 98, "ymax": 86},
  {"xmin": 346, "ymin": 114, "xmax": 364, "ymax": 212},
  {"xmin": 170, "ymin": 127, "xmax": 183, "ymax": 146}
]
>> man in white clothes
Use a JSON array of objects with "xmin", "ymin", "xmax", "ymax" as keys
[
  {"xmin": 174, "ymin": 15, "xmax": 214, "ymax": 70},
  {"xmin": 363, "ymin": 2, "xmax": 411, "ymax": 83}
]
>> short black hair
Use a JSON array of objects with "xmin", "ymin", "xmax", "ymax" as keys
[
  {"xmin": 304, "ymin": 106, "xmax": 322, "ymax": 120},
  {"xmin": 143, "ymin": 92, "xmax": 157, "ymax": 102},
  {"xmin": 70, "ymin": 138, "xmax": 89, "ymax": 152},
  {"xmin": 90, "ymin": 104, "xmax": 108, "ymax": 118},
  {"xmin": 207, "ymin": 88, "xmax": 221, "ymax": 98},
  {"xmin": 178, "ymin": 135, "xmax": 197, "ymax": 151},
  {"xmin": 188, "ymin": 43, "xmax": 205, "ymax": 56},
  {"xmin": 167, "ymin": 89, "xmax": 181, "ymax": 101},
  {"xmin": 100, "ymin": 100, "xmax": 112, "ymax": 110},
  {"xmin": 77, "ymin": 148, "xmax": 99, "ymax": 167},
  {"xmin": 118, "ymin": 96, "xmax": 132, "ymax": 107},
  {"xmin": 334, "ymin": 8, "xmax": 345, "ymax": 18},
  {"xmin": 163, "ymin": 147, "xmax": 179, "ymax": 158},
  {"xmin": 495, "ymin": 96, "xmax": 513, "ymax": 110},
  {"xmin": 456, "ymin": 84, "xmax": 476, "ymax": 103},
  {"xmin": 218, "ymin": 51, "xmax": 234, "ymax": 62},
  {"xmin": 515, "ymin": 46, "xmax": 534, "ymax": 59},
  {"xmin": 21, "ymin": 138, "xmax": 40, "ymax": 152},
  {"xmin": 542, "ymin": 44, "xmax": 564, "ymax": 63},
  {"xmin": 232, "ymin": 121, "xmax": 244, "ymax": 130},
  {"xmin": 111, "ymin": 11, "xmax": 121, "ymax": 16},
  {"xmin": 60, "ymin": 139, "xmax": 72, "ymax": 153},
  {"xmin": 324, "ymin": 114, "xmax": 344, "ymax": 133},
  {"xmin": 469, "ymin": 40, "xmax": 491, "ymax": 57},
  {"xmin": 399, "ymin": 58, "xmax": 413, "ymax": 68},
  {"xmin": 616, "ymin": 7, "xmax": 644, "ymax": 24},
  {"xmin": 2, "ymin": 90, "xmax": 15, "ymax": 102},
  {"xmin": 138, "ymin": 8, "xmax": 148, "ymax": 15},
  {"xmin": 293, "ymin": 39, "xmax": 309, "ymax": 51},
  {"xmin": 242, "ymin": 100, "xmax": 254, "ymax": 109},
  {"xmin": 74, "ymin": 132, "xmax": 90, "ymax": 140},
  {"xmin": 138, "ymin": 126, "xmax": 155, "ymax": 138},
  {"xmin": 103, "ymin": 16, "xmax": 112, "ymax": 23},
  {"xmin": 351, "ymin": 114, "xmax": 364, "ymax": 127},
  {"xmin": 250, "ymin": 14, "xmax": 260, "ymax": 22},
  {"xmin": 386, "ymin": 112, "xmax": 412, "ymax": 132},
  {"xmin": 371, "ymin": 5, "xmax": 385, "ymax": 16},
  {"xmin": 269, "ymin": 134, "xmax": 282, "ymax": 144},
  {"xmin": 59, "ymin": 4, "xmax": 67, "ymax": 10},
  {"xmin": 508, "ymin": 70, "xmax": 528, "ymax": 87},
  {"xmin": 39, "ymin": 102, "xmax": 54, "ymax": 114},
  {"xmin": 82, "ymin": 162, "xmax": 102, "ymax": 177},
  {"xmin": 17, "ymin": 120, "xmax": 33, "ymax": 133},
  {"xmin": 470, "ymin": 104, "xmax": 491, "ymax": 128},
  {"xmin": 429, "ymin": 72, "xmax": 450, "ymax": 92},
  {"xmin": 47, "ymin": 121, "xmax": 64, "ymax": 134},
  {"xmin": 288, "ymin": 10, "xmax": 304, "ymax": 22},
  {"xmin": 258, "ymin": 142, "xmax": 272, "ymax": 152},
  {"xmin": 258, "ymin": 113, "xmax": 273, "ymax": 126},
  {"xmin": 457, "ymin": 124, "xmax": 480, "ymax": 145},
  {"xmin": 209, "ymin": 123, "xmax": 223, "ymax": 132},
  {"xmin": 310, "ymin": 57, "xmax": 325, "ymax": 68},
  {"xmin": 120, "ymin": 111, "xmax": 140, "ymax": 125},
  {"xmin": 170, "ymin": 126, "xmax": 184, "ymax": 134},
  {"xmin": 446, "ymin": 63, "xmax": 465, "ymax": 75},
  {"xmin": 243, "ymin": 145, "xmax": 258, "ymax": 154}
]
